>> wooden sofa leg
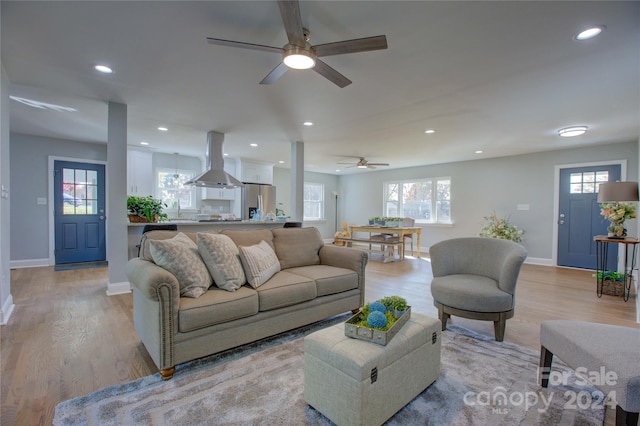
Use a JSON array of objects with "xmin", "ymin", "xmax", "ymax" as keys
[
  {"xmin": 160, "ymin": 367, "xmax": 175, "ymax": 381},
  {"xmin": 616, "ymin": 405, "xmax": 639, "ymax": 426},
  {"xmin": 494, "ymin": 313, "xmax": 506, "ymax": 341},
  {"xmin": 539, "ymin": 345, "xmax": 553, "ymax": 387}
]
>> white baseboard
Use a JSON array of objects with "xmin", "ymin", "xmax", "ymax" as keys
[
  {"xmin": 1, "ymin": 294, "xmax": 15, "ymax": 325},
  {"xmin": 523, "ymin": 257, "xmax": 554, "ymax": 266},
  {"xmin": 107, "ymin": 281, "xmax": 131, "ymax": 296},
  {"xmin": 10, "ymin": 258, "xmax": 50, "ymax": 269}
]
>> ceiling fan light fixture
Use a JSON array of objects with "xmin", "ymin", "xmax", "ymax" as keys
[
  {"xmin": 357, "ymin": 164, "xmax": 368, "ymax": 169},
  {"xmin": 283, "ymin": 46, "xmax": 316, "ymax": 69}
]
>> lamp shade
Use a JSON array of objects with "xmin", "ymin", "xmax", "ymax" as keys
[{"xmin": 597, "ymin": 181, "xmax": 639, "ymax": 202}]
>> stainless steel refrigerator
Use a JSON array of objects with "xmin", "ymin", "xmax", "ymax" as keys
[{"xmin": 241, "ymin": 184, "xmax": 276, "ymax": 220}]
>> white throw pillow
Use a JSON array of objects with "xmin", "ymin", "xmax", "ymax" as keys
[
  {"xmin": 196, "ymin": 233, "xmax": 246, "ymax": 292},
  {"xmin": 149, "ymin": 232, "xmax": 212, "ymax": 298},
  {"xmin": 238, "ymin": 240, "xmax": 281, "ymax": 288}
]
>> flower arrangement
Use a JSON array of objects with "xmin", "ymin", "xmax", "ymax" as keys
[
  {"xmin": 352, "ymin": 296, "xmax": 409, "ymax": 331},
  {"xmin": 478, "ymin": 212, "xmax": 525, "ymax": 243},
  {"xmin": 600, "ymin": 202, "xmax": 636, "ymax": 237}
]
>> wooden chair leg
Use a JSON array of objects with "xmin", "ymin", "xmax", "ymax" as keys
[
  {"xmin": 539, "ymin": 346, "xmax": 553, "ymax": 387},
  {"xmin": 616, "ymin": 405, "xmax": 639, "ymax": 426},
  {"xmin": 494, "ymin": 313, "xmax": 507, "ymax": 341},
  {"xmin": 160, "ymin": 366, "xmax": 175, "ymax": 380},
  {"xmin": 437, "ymin": 304, "xmax": 449, "ymax": 331}
]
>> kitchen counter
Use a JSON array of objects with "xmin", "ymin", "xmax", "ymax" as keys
[{"xmin": 128, "ymin": 220, "xmax": 288, "ymax": 259}]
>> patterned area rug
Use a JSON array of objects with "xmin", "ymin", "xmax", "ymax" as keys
[{"xmin": 53, "ymin": 316, "xmax": 606, "ymax": 425}]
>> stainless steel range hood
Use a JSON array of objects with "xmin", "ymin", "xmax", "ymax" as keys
[{"xmin": 185, "ymin": 131, "xmax": 244, "ymax": 188}]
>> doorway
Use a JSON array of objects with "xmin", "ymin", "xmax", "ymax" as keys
[
  {"xmin": 557, "ymin": 163, "xmax": 621, "ymax": 270},
  {"xmin": 53, "ymin": 160, "xmax": 106, "ymax": 264}
]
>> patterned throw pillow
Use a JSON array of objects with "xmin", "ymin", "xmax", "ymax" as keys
[
  {"xmin": 149, "ymin": 232, "xmax": 212, "ymax": 298},
  {"xmin": 238, "ymin": 240, "xmax": 281, "ymax": 288},
  {"xmin": 196, "ymin": 233, "xmax": 246, "ymax": 292}
]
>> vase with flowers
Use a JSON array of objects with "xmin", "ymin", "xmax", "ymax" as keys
[
  {"xmin": 478, "ymin": 212, "xmax": 525, "ymax": 243},
  {"xmin": 600, "ymin": 202, "xmax": 637, "ymax": 238}
]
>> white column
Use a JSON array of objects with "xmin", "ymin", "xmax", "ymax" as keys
[
  {"xmin": 290, "ymin": 141, "xmax": 304, "ymax": 222},
  {"xmin": 106, "ymin": 102, "xmax": 130, "ymax": 295}
]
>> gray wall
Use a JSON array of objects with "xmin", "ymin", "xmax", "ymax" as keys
[
  {"xmin": 10, "ymin": 133, "xmax": 107, "ymax": 262},
  {"xmin": 338, "ymin": 141, "xmax": 638, "ymax": 261},
  {"xmin": 1, "ymin": 64, "xmax": 12, "ymax": 323}
]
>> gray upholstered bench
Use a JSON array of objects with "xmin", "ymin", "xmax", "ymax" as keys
[
  {"xmin": 539, "ymin": 320, "xmax": 640, "ymax": 425},
  {"xmin": 304, "ymin": 313, "xmax": 441, "ymax": 426}
]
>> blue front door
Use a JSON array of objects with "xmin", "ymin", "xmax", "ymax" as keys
[
  {"xmin": 557, "ymin": 164, "xmax": 620, "ymax": 269},
  {"xmin": 54, "ymin": 161, "xmax": 106, "ymax": 264}
]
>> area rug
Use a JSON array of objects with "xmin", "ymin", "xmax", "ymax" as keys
[{"xmin": 53, "ymin": 317, "xmax": 607, "ymax": 426}]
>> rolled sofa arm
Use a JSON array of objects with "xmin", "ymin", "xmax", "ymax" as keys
[
  {"xmin": 319, "ymin": 245, "xmax": 368, "ymax": 307},
  {"xmin": 126, "ymin": 258, "xmax": 181, "ymax": 375}
]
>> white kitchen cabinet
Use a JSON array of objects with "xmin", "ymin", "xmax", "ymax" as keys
[
  {"xmin": 127, "ymin": 149, "xmax": 153, "ymax": 196},
  {"xmin": 237, "ymin": 159, "xmax": 273, "ymax": 184}
]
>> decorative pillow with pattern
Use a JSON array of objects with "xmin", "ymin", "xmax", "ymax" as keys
[
  {"xmin": 238, "ymin": 240, "xmax": 281, "ymax": 288},
  {"xmin": 149, "ymin": 232, "xmax": 212, "ymax": 298},
  {"xmin": 196, "ymin": 233, "xmax": 246, "ymax": 292}
]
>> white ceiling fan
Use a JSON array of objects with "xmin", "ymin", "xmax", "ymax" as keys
[
  {"xmin": 206, "ymin": 0, "xmax": 388, "ymax": 87},
  {"xmin": 338, "ymin": 157, "xmax": 390, "ymax": 169}
]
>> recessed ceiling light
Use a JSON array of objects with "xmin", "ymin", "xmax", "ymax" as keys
[
  {"xmin": 140, "ymin": 141, "xmax": 149, "ymax": 146},
  {"xmin": 250, "ymin": 143, "xmax": 258, "ymax": 147},
  {"xmin": 158, "ymin": 126, "xmax": 168, "ymax": 132},
  {"xmin": 223, "ymin": 153, "xmax": 229, "ymax": 156},
  {"xmin": 558, "ymin": 126, "xmax": 588, "ymax": 137},
  {"xmin": 94, "ymin": 64, "xmax": 113, "ymax": 74},
  {"xmin": 575, "ymin": 26, "xmax": 605, "ymax": 41},
  {"xmin": 278, "ymin": 160, "xmax": 285, "ymax": 164},
  {"xmin": 475, "ymin": 150, "xmax": 483, "ymax": 154},
  {"xmin": 424, "ymin": 129, "xmax": 435, "ymax": 134},
  {"xmin": 335, "ymin": 169, "xmax": 341, "ymax": 172},
  {"xmin": 303, "ymin": 121, "xmax": 314, "ymax": 126}
]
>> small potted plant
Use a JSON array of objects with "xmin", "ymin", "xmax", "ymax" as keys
[
  {"xmin": 380, "ymin": 295, "xmax": 409, "ymax": 316},
  {"xmin": 127, "ymin": 195, "xmax": 168, "ymax": 223}
]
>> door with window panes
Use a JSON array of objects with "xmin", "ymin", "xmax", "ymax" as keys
[
  {"xmin": 54, "ymin": 161, "xmax": 106, "ymax": 264},
  {"xmin": 557, "ymin": 165, "xmax": 620, "ymax": 269}
]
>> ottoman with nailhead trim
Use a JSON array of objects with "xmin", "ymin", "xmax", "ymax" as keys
[{"xmin": 304, "ymin": 313, "xmax": 441, "ymax": 426}]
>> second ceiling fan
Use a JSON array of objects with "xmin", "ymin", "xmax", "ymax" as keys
[
  {"xmin": 339, "ymin": 157, "xmax": 390, "ymax": 169},
  {"xmin": 207, "ymin": 0, "xmax": 388, "ymax": 88}
]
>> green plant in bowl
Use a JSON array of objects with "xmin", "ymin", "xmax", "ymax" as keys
[{"xmin": 127, "ymin": 195, "xmax": 168, "ymax": 223}]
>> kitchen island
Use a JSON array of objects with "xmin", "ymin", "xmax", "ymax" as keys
[{"xmin": 128, "ymin": 220, "xmax": 288, "ymax": 259}]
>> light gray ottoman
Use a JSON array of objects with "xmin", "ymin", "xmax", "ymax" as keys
[
  {"xmin": 304, "ymin": 313, "xmax": 441, "ymax": 426},
  {"xmin": 539, "ymin": 320, "xmax": 640, "ymax": 426}
]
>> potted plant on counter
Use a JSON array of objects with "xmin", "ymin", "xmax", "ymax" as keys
[{"xmin": 127, "ymin": 195, "xmax": 168, "ymax": 223}]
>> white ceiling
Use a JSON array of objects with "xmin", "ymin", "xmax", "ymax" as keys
[{"xmin": 2, "ymin": 1, "xmax": 638, "ymax": 174}]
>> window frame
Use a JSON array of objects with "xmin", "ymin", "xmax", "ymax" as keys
[
  {"xmin": 156, "ymin": 167, "xmax": 196, "ymax": 211},
  {"xmin": 383, "ymin": 177, "xmax": 452, "ymax": 224},
  {"xmin": 303, "ymin": 182, "xmax": 325, "ymax": 221}
]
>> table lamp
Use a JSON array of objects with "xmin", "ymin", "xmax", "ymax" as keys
[{"xmin": 597, "ymin": 181, "xmax": 639, "ymax": 238}]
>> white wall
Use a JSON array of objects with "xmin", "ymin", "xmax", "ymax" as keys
[
  {"xmin": 1, "ymin": 64, "xmax": 14, "ymax": 324},
  {"xmin": 9, "ymin": 133, "xmax": 107, "ymax": 264},
  {"xmin": 339, "ymin": 141, "xmax": 638, "ymax": 262}
]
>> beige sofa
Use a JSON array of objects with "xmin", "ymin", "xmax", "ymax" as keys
[{"xmin": 126, "ymin": 227, "xmax": 367, "ymax": 380}]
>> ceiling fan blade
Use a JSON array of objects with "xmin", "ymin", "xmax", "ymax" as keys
[
  {"xmin": 278, "ymin": 0, "xmax": 305, "ymax": 46},
  {"xmin": 367, "ymin": 163, "xmax": 390, "ymax": 166},
  {"xmin": 260, "ymin": 62, "xmax": 289, "ymax": 85},
  {"xmin": 207, "ymin": 37, "xmax": 282, "ymax": 54},
  {"xmin": 313, "ymin": 35, "xmax": 388, "ymax": 57},
  {"xmin": 313, "ymin": 59, "xmax": 352, "ymax": 88}
]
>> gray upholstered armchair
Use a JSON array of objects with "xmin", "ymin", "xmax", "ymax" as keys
[{"xmin": 429, "ymin": 237, "xmax": 527, "ymax": 341}]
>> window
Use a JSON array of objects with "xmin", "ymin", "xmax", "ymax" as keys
[
  {"xmin": 62, "ymin": 167, "xmax": 98, "ymax": 215},
  {"xmin": 569, "ymin": 171, "xmax": 608, "ymax": 194},
  {"xmin": 384, "ymin": 178, "xmax": 451, "ymax": 224},
  {"xmin": 157, "ymin": 168, "xmax": 195, "ymax": 210},
  {"xmin": 303, "ymin": 182, "xmax": 324, "ymax": 221}
]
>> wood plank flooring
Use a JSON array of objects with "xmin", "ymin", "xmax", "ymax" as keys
[{"xmin": 1, "ymin": 258, "xmax": 638, "ymax": 426}]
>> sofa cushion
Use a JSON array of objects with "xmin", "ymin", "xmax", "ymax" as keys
[
  {"xmin": 196, "ymin": 233, "xmax": 246, "ymax": 292},
  {"xmin": 286, "ymin": 265, "xmax": 358, "ymax": 297},
  {"xmin": 178, "ymin": 286, "xmax": 259, "ymax": 332},
  {"xmin": 221, "ymin": 229, "xmax": 275, "ymax": 250},
  {"xmin": 272, "ymin": 227, "xmax": 323, "ymax": 269},
  {"xmin": 148, "ymin": 232, "xmax": 212, "ymax": 298},
  {"xmin": 256, "ymin": 271, "xmax": 317, "ymax": 311},
  {"xmin": 238, "ymin": 240, "xmax": 281, "ymax": 288}
]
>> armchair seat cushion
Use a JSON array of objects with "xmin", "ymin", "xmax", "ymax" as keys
[{"xmin": 431, "ymin": 274, "xmax": 513, "ymax": 312}]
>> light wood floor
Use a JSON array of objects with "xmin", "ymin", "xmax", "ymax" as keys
[{"xmin": 1, "ymin": 258, "xmax": 638, "ymax": 426}]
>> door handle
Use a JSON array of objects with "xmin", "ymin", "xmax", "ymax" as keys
[
  {"xmin": 559, "ymin": 213, "xmax": 565, "ymax": 225},
  {"xmin": 99, "ymin": 216, "xmax": 105, "ymax": 220}
]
